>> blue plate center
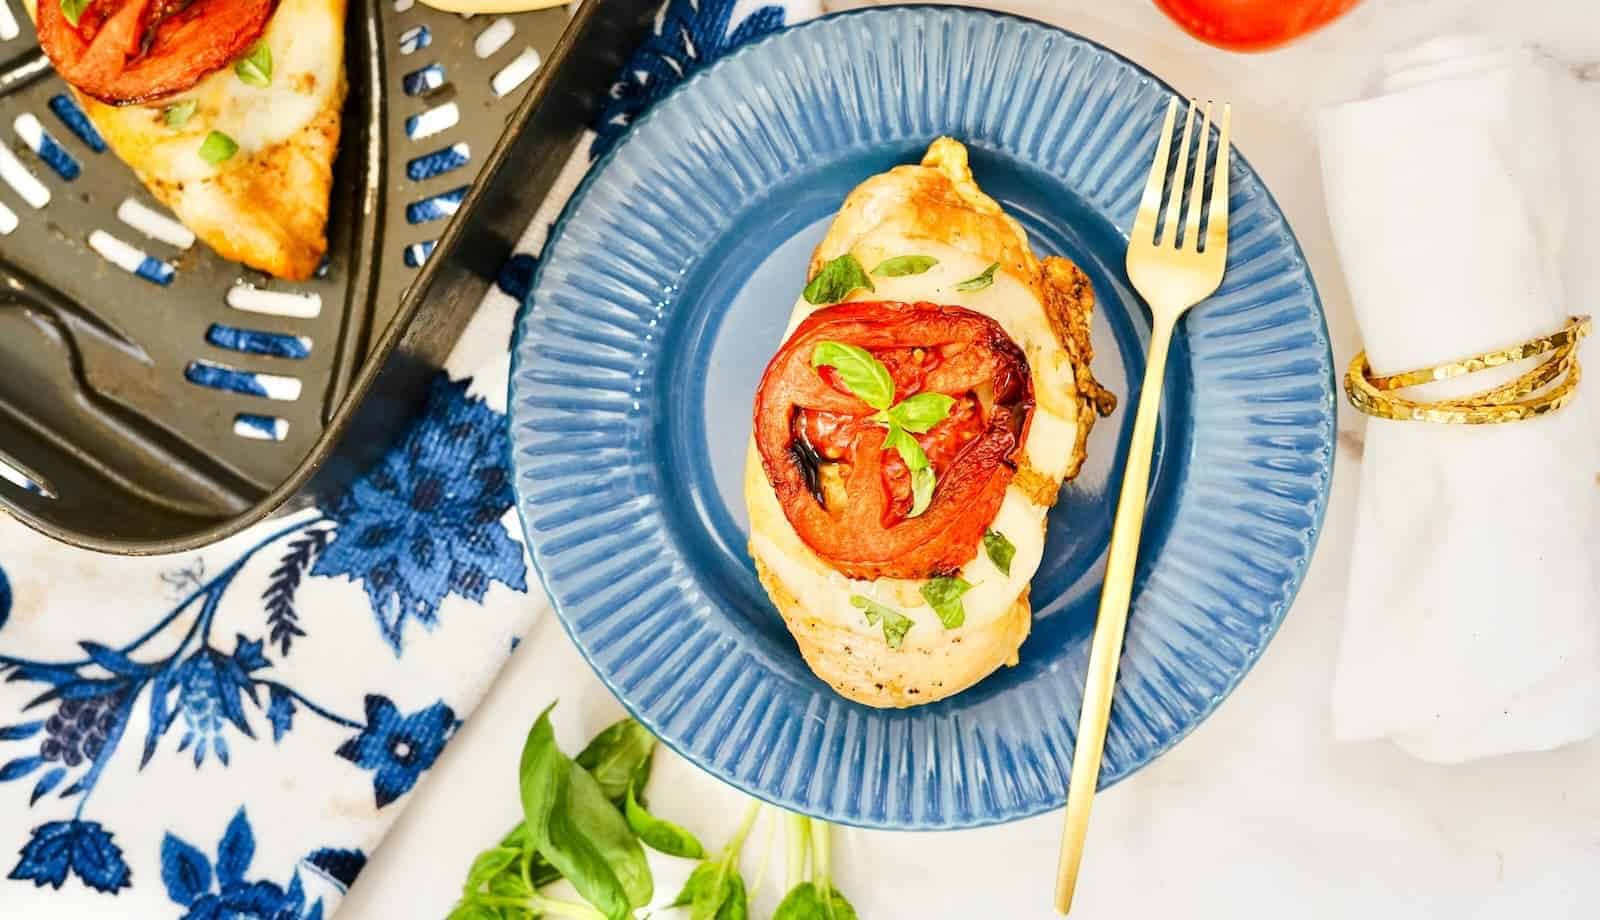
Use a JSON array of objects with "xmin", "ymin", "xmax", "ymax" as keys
[{"xmin": 654, "ymin": 142, "xmax": 1194, "ymax": 696}]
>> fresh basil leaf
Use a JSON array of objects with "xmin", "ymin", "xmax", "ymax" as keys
[
  {"xmin": 519, "ymin": 705, "xmax": 652, "ymax": 920},
  {"xmin": 811, "ymin": 341, "xmax": 894, "ymax": 411},
  {"xmin": 58, "ymin": 0, "xmax": 88, "ymax": 26},
  {"xmin": 850, "ymin": 595, "xmax": 912, "ymax": 650},
  {"xmin": 234, "ymin": 42, "xmax": 272, "ymax": 88},
  {"xmin": 715, "ymin": 874, "xmax": 749, "ymax": 920},
  {"xmin": 574, "ymin": 717, "xmax": 656, "ymax": 806},
  {"xmin": 773, "ymin": 882, "xmax": 823, "ymax": 920},
  {"xmin": 673, "ymin": 861, "xmax": 722, "ymax": 907},
  {"xmin": 475, "ymin": 823, "xmax": 558, "ymax": 890},
  {"xmin": 198, "ymin": 131, "xmax": 238, "ymax": 164},
  {"xmin": 887, "ymin": 392, "xmax": 955, "ymax": 433},
  {"xmin": 164, "ymin": 100, "xmax": 198, "ymax": 128},
  {"xmin": 485, "ymin": 869, "xmax": 531, "ymax": 902},
  {"xmin": 882, "ymin": 424, "xmax": 928, "ymax": 471},
  {"xmin": 464, "ymin": 847, "xmax": 520, "ymax": 891},
  {"xmin": 446, "ymin": 899, "xmax": 509, "ymax": 920},
  {"xmin": 774, "ymin": 882, "xmax": 860, "ymax": 920},
  {"xmin": 881, "ymin": 425, "xmax": 935, "ymax": 518},
  {"xmin": 675, "ymin": 858, "xmax": 747, "ymax": 920},
  {"xmin": 920, "ymin": 576, "xmax": 972, "ymax": 629},
  {"xmin": 983, "ymin": 529, "xmax": 1016, "ymax": 576},
  {"xmin": 692, "ymin": 864, "xmax": 747, "ymax": 920},
  {"xmin": 909, "ymin": 466, "xmax": 936, "ymax": 518},
  {"xmin": 953, "ymin": 262, "xmax": 999, "ymax": 292},
  {"xmin": 803, "ymin": 254, "xmax": 873, "ymax": 305},
  {"xmin": 871, "ymin": 255, "xmax": 937, "ymax": 277},
  {"xmin": 624, "ymin": 782, "xmax": 705, "ymax": 859}
]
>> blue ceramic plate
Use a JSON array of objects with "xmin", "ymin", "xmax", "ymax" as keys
[{"xmin": 509, "ymin": 6, "xmax": 1334, "ymax": 829}]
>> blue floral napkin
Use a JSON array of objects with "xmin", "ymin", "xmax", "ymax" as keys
[{"xmin": 0, "ymin": 1, "xmax": 812, "ymax": 916}]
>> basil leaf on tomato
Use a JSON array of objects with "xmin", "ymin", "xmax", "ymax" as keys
[
  {"xmin": 58, "ymin": 0, "xmax": 88, "ymax": 28},
  {"xmin": 954, "ymin": 262, "xmax": 999, "ymax": 292},
  {"xmin": 850, "ymin": 596, "xmax": 912, "ymax": 649},
  {"xmin": 887, "ymin": 392, "xmax": 955, "ymax": 433},
  {"xmin": 883, "ymin": 424, "xmax": 936, "ymax": 518},
  {"xmin": 199, "ymin": 131, "xmax": 238, "ymax": 164},
  {"xmin": 871, "ymin": 255, "xmax": 937, "ymax": 277},
  {"xmin": 235, "ymin": 42, "xmax": 272, "ymax": 88},
  {"xmin": 983, "ymin": 529, "xmax": 1015, "ymax": 576},
  {"xmin": 811, "ymin": 341, "xmax": 894, "ymax": 411},
  {"xmin": 909, "ymin": 467, "xmax": 936, "ymax": 518},
  {"xmin": 920, "ymin": 576, "xmax": 972, "ymax": 629},
  {"xmin": 164, "ymin": 100, "xmax": 198, "ymax": 128},
  {"xmin": 802, "ymin": 254, "xmax": 874, "ymax": 305}
]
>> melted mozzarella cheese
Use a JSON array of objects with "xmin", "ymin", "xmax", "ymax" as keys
[
  {"xmin": 747, "ymin": 237, "xmax": 1080, "ymax": 649},
  {"xmin": 49, "ymin": 0, "xmax": 344, "ymax": 181}
]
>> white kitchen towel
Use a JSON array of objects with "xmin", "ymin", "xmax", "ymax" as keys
[
  {"xmin": 0, "ymin": 1, "xmax": 816, "ymax": 917},
  {"xmin": 1319, "ymin": 35, "xmax": 1600, "ymax": 763}
]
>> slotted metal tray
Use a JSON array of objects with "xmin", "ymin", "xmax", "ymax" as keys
[{"xmin": 0, "ymin": 0, "xmax": 656, "ymax": 552}]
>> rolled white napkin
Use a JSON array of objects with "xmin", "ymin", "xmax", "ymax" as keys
[{"xmin": 1318, "ymin": 35, "xmax": 1600, "ymax": 763}]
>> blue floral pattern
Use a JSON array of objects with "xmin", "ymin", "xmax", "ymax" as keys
[
  {"xmin": 10, "ymin": 820, "xmax": 129, "ymax": 893},
  {"xmin": 312, "ymin": 376, "xmax": 527, "ymax": 654},
  {"xmin": 592, "ymin": 0, "xmax": 787, "ymax": 158},
  {"xmin": 161, "ymin": 807, "xmax": 349, "ymax": 920},
  {"xmin": 334, "ymin": 696, "xmax": 457, "ymax": 808},
  {"xmin": 0, "ymin": 0, "xmax": 795, "ymax": 914},
  {"xmin": 0, "ymin": 374, "xmax": 525, "ymax": 905}
]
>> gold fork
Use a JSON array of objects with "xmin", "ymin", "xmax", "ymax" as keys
[{"xmin": 1053, "ymin": 97, "xmax": 1231, "ymax": 915}]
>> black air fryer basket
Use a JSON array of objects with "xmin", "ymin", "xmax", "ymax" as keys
[{"xmin": 0, "ymin": 0, "xmax": 657, "ymax": 553}]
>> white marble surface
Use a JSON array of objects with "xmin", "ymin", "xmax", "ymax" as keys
[{"xmin": 343, "ymin": 2, "xmax": 1600, "ymax": 917}]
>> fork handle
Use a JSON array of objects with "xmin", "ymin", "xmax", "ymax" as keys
[{"xmin": 1054, "ymin": 312, "xmax": 1176, "ymax": 914}]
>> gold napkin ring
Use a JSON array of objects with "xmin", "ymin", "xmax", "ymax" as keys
[
  {"xmin": 1364, "ymin": 315, "xmax": 1592, "ymax": 390},
  {"xmin": 1344, "ymin": 315, "xmax": 1590, "ymax": 425}
]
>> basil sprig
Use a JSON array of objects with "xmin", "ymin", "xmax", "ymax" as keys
[
  {"xmin": 871, "ymin": 254, "xmax": 937, "ymax": 277},
  {"xmin": 454, "ymin": 709, "xmax": 859, "ymax": 920},
  {"xmin": 673, "ymin": 800, "xmax": 761, "ymax": 919},
  {"xmin": 811, "ymin": 343, "xmax": 955, "ymax": 518},
  {"xmin": 775, "ymin": 812, "xmax": 859, "ymax": 920},
  {"xmin": 879, "ymin": 391, "xmax": 955, "ymax": 433},
  {"xmin": 984, "ymin": 529, "xmax": 1016, "ymax": 576},
  {"xmin": 851, "ymin": 595, "xmax": 912, "ymax": 649},
  {"xmin": 234, "ymin": 42, "xmax": 273, "ymax": 88},
  {"xmin": 519, "ymin": 705, "xmax": 652, "ymax": 920},
  {"xmin": 920, "ymin": 575, "xmax": 973, "ymax": 629},
  {"xmin": 954, "ymin": 261, "xmax": 999, "ymax": 292}
]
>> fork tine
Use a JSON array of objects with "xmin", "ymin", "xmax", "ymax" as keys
[
  {"xmin": 1161, "ymin": 100, "xmax": 1196, "ymax": 248},
  {"xmin": 1183, "ymin": 102, "xmax": 1212, "ymax": 252},
  {"xmin": 1130, "ymin": 99, "xmax": 1178, "ymax": 247},
  {"xmin": 1206, "ymin": 103, "xmax": 1232, "ymax": 255}
]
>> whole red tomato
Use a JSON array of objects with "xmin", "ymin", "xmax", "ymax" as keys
[{"xmin": 1154, "ymin": 0, "xmax": 1361, "ymax": 52}]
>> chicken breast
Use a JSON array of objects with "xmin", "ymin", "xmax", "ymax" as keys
[
  {"xmin": 25, "ymin": 0, "xmax": 346, "ymax": 280},
  {"xmin": 746, "ymin": 138, "xmax": 1114, "ymax": 708}
]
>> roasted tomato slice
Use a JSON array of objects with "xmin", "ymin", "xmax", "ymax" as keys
[
  {"xmin": 37, "ymin": 0, "xmax": 278, "ymax": 105},
  {"xmin": 754, "ymin": 301, "xmax": 1033, "ymax": 581}
]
